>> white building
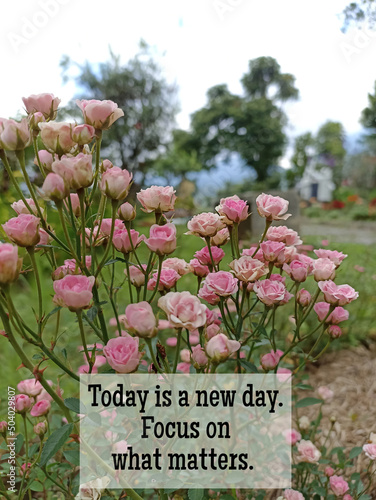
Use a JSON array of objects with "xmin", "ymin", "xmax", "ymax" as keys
[{"xmin": 298, "ymin": 160, "xmax": 335, "ymax": 202}]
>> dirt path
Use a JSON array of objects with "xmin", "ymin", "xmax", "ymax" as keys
[{"xmin": 299, "ymin": 218, "xmax": 376, "ymax": 245}]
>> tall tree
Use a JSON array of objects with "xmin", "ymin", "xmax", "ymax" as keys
[
  {"xmin": 342, "ymin": 0, "xmax": 376, "ymax": 29},
  {"xmin": 286, "ymin": 132, "xmax": 314, "ymax": 187},
  {"xmin": 185, "ymin": 57, "xmax": 298, "ymax": 182},
  {"xmin": 60, "ymin": 42, "xmax": 179, "ymax": 185}
]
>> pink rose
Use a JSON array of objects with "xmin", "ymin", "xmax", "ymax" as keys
[
  {"xmin": 0, "ymin": 243, "xmax": 22, "ymax": 285},
  {"xmin": 3, "ymin": 214, "xmax": 40, "ymax": 247},
  {"xmin": 328, "ymin": 325, "xmax": 343, "ymax": 338},
  {"xmin": 125, "ymin": 302, "xmax": 157, "ymax": 338},
  {"xmin": 318, "ymin": 280, "xmax": 359, "ymax": 306},
  {"xmin": 113, "ymin": 229, "xmax": 144, "ymax": 254},
  {"xmin": 206, "ymin": 323, "xmax": 221, "ymax": 339},
  {"xmin": 314, "ymin": 249, "xmax": 347, "ymax": 267},
  {"xmin": 42, "ymin": 173, "xmax": 69, "ymax": 202},
  {"xmin": 0, "ymin": 118, "xmax": 31, "ymax": 150},
  {"xmin": 76, "ymin": 99, "xmax": 124, "ymax": 130},
  {"xmin": 103, "ymin": 336, "xmax": 141, "ymax": 373},
  {"xmin": 198, "ymin": 283, "xmax": 221, "ymax": 305},
  {"xmin": 65, "ymin": 193, "xmax": 81, "ymax": 217},
  {"xmin": 312, "ymin": 258, "xmax": 336, "ymax": 281},
  {"xmin": 283, "ymin": 259, "xmax": 309, "ymax": 283},
  {"xmin": 256, "ymin": 193, "xmax": 291, "ymax": 221},
  {"xmin": 325, "ymin": 466, "xmax": 335, "ymax": 477},
  {"xmin": 22, "ymin": 93, "xmax": 60, "ymax": 120},
  {"xmin": 102, "ymin": 159, "xmax": 113, "ymax": 171},
  {"xmin": 39, "ymin": 122, "xmax": 75, "ymax": 155},
  {"xmin": 17, "ymin": 379, "xmax": 43, "ymax": 397},
  {"xmin": 100, "ymin": 166, "xmax": 132, "ymax": 200},
  {"xmin": 266, "ymin": 226, "xmax": 302, "ymax": 246},
  {"xmin": 11, "ymin": 198, "xmax": 39, "ymax": 216},
  {"xmin": 177, "ymin": 362, "xmax": 191, "ymax": 373},
  {"xmin": 282, "ymin": 429, "xmax": 301, "ymax": 445},
  {"xmin": 125, "ymin": 265, "xmax": 147, "ymax": 287},
  {"xmin": 145, "ymin": 223, "xmax": 177, "ymax": 255},
  {"xmin": 363, "ymin": 443, "xmax": 376, "ymax": 460},
  {"xmin": 30, "ymin": 400, "xmax": 51, "ymax": 417},
  {"xmin": 254, "ymin": 279, "xmax": 293, "ymax": 307},
  {"xmin": 37, "ymin": 229, "xmax": 51, "ymax": 248},
  {"xmin": 99, "ymin": 218, "xmax": 124, "ymax": 237},
  {"xmin": 0, "ymin": 421, "xmax": 7, "ymax": 433},
  {"xmin": 118, "ymin": 202, "xmax": 136, "ymax": 221},
  {"xmin": 260, "ymin": 240, "xmax": 286, "ymax": 262},
  {"xmin": 296, "ymin": 289, "xmax": 311, "ymax": 307},
  {"xmin": 15, "ymin": 394, "xmax": 32, "ymax": 413},
  {"xmin": 229, "ymin": 256, "xmax": 267, "ymax": 282},
  {"xmin": 261, "ymin": 349, "xmax": 284, "ymax": 370},
  {"xmin": 216, "ymin": 195, "xmax": 248, "ymax": 224},
  {"xmin": 195, "ymin": 246, "xmax": 225, "ymax": 266},
  {"xmin": 191, "ymin": 345, "xmax": 209, "ymax": 367},
  {"xmin": 137, "ymin": 185, "xmax": 176, "ymax": 213},
  {"xmin": 158, "ymin": 291, "xmax": 207, "ymax": 331},
  {"xmin": 205, "ymin": 308, "xmax": 221, "ymax": 326},
  {"xmin": 72, "ymin": 124, "xmax": 95, "ymax": 145},
  {"xmin": 189, "ymin": 259, "xmax": 209, "ymax": 278},
  {"xmin": 313, "ymin": 302, "xmax": 349, "ymax": 324},
  {"xmin": 52, "ymin": 153, "xmax": 93, "ymax": 190},
  {"xmin": 317, "ymin": 386, "xmax": 334, "ymax": 401},
  {"xmin": 147, "ymin": 268, "xmax": 180, "ymax": 291},
  {"xmin": 53, "ymin": 275, "xmax": 95, "ymax": 311},
  {"xmin": 329, "ymin": 475, "xmax": 349, "ymax": 496},
  {"xmin": 34, "ymin": 421, "xmax": 47, "ymax": 437},
  {"xmin": 205, "ymin": 333, "xmax": 241, "ymax": 362},
  {"xmin": 283, "ymin": 489, "xmax": 304, "ymax": 500},
  {"xmin": 210, "ymin": 228, "xmax": 230, "ymax": 246},
  {"xmin": 277, "ymin": 367, "xmax": 292, "ymax": 382},
  {"xmin": 35, "ymin": 150, "xmax": 55, "ymax": 172},
  {"xmin": 180, "ymin": 349, "xmax": 191, "ymax": 363},
  {"xmin": 186, "ymin": 212, "xmax": 225, "ymax": 237},
  {"xmin": 204, "ymin": 271, "xmax": 238, "ymax": 297},
  {"xmin": 162, "ymin": 258, "xmax": 190, "ymax": 276},
  {"xmin": 296, "ymin": 439, "xmax": 321, "ymax": 463}
]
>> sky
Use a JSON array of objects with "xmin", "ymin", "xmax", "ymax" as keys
[{"xmin": 2, "ymin": 0, "xmax": 376, "ymax": 173}]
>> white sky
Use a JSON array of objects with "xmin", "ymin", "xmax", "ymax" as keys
[{"xmin": 2, "ymin": 0, "xmax": 376, "ymax": 168}]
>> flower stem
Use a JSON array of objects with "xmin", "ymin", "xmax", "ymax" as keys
[
  {"xmin": 27, "ymin": 247, "xmax": 43, "ymax": 335},
  {"xmin": 77, "ymin": 188, "xmax": 86, "ymax": 267},
  {"xmin": 173, "ymin": 329, "xmax": 182, "ymax": 373},
  {"xmin": 148, "ymin": 255, "xmax": 164, "ymax": 304},
  {"xmin": 95, "ymin": 199, "xmax": 118, "ymax": 277},
  {"xmin": 76, "ymin": 311, "xmax": 91, "ymax": 369}
]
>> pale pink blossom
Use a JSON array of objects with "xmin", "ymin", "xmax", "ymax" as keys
[
  {"xmin": 113, "ymin": 228, "xmax": 144, "ymax": 254},
  {"xmin": 52, "ymin": 153, "xmax": 93, "ymax": 190},
  {"xmin": 72, "ymin": 124, "xmax": 95, "ymax": 145},
  {"xmin": 162, "ymin": 258, "xmax": 190, "ymax": 276},
  {"xmin": 0, "ymin": 118, "xmax": 31, "ymax": 150},
  {"xmin": 103, "ymin": 336, "xmax": 141, "ymax": 373},
  {"xmin": 216, "ymin": 195, "xmax": 248, "ymax": 224},
  {"xmin": 256, "ymin": 193, "xmax": 291, "ymax": 221},
  {"xmin": 261, "ymin": 349, "xmax": 284, "ymax": 370},
  {"xmin": 76, "ymin": 99, "xmax": 124, "ymax": 130},
  {"xmin": 283, "ymin": 259, "xmax": 309, "ymax": 282},
  {"xmin": 254, "ymin": 279, "xmax": 293, "ymax": 306},
  {"xmin": 100, "ymin": 166, "xmax": 132, "ymax": 200},
  {"xmin": 15, "ymin": 394, "xmax": 32, "ymax": 413},
  {"xmin": 39, "ymin": 122, "xmax": 75, "ymax": 155},
  {"xmin": 312, "ymin": 258, "xmax": 336, "ymax": 281},
  {"xmin": 125, "ymin": 302, "xmax": 157, "ymax": 338},
  {"xmin": 125, "ymin": 265, "xmax": 147, "ymax": 287},
  {"xmin": 318, "ymin": 386, "xmax": 334, "ymax": 401},
  {"xmin": 30, "ymin": 400, "xmax": 51, "ymax": 417},
  {"xmin": 282, "ymin": 429, "xmax": 301, "ymax": 445},
  {"xmin": 118, "ymin": 202, "xmax": 136, "ymax": 221},
  {"xmin": 195, "ymin": 246, "xmax": 225, "ymax": 266},
  {"xmin": 206, "ymin": 333, "xmax": 241, "ymax": 362},
  {"xmin": 186, "ymin": 212, "xmax": 225, "ymax": 238},
  {"xmin": 0, "ymin": 243, "xmax": 22, "ymax": 285},
  {"xmin": 147, "ymin": 268, "xmax": 180, "ymax": 291},
  {"xmin": 53, "ymin": 275, "xmax": 95, "ymax": 311},
  {"xmin": 296, "ymin": 439, "xmax": 321, "ymax": 464},
  {"xmin": 204, "ymin": 271, "xmax": 238, "ymax": 297},
  {"xmin": 189, "ymin": 259, "xmax": 210, "ymax": 278},
  {"xmin": 314, "ymin": 249, "xmax": 347, "ymax": 267},
  {"xmin": 22, "ymin": 93, "xmax": 60, "ymax": 120},
  {"xmin": 210, "ymin": 228, "xmax": 230, "ymax": 246},
  {"xmin": 260, "ymin": 240, "xmax": 286, "ymax": 262},
  {"xmin": 363, "ymin": 443, "xmax": 376, "ymax": 460},
  {"xmin": 3, "ymin": 214, "xmax": 40, "ymax": 247},
  {"xmin": 329, "ymin": 475, "xmax": 349, "ymax": 496},
  {"xmin": 318, "ymin": 280, "xmax": 359, "ymax": 306},
  {"xmin": 137, "ymin": 185, "xmax": 176, "ymax": 213},
  {"xmin": 266, "ymin": 226, "xmax": 302, "ymax": 246},
  {"xmin": 229, "ymin": 256, "xmax": 267, "ymax": 282},
  {"xmin": 158, "ymin": 291, "xmax": 207, "ymax": 331},
  {"xmin": 145, "ymin": 223, "xmax": 177, "ymax": 255},
  {"xmin": 17, "ymin": 379, "xmax": 43, "ymax": 397}
]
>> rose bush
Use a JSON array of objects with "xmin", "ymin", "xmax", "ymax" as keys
[{"xmin": 0, "ymin": 93, "xmax": 373, "ymax": 500}]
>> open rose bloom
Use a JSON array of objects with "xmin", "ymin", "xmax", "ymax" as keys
[{"xmin": 0, "ymin": 92, "xmax": 365, "ymax": 499}]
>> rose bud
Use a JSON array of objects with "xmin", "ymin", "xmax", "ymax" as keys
[
  {"xmin": 261, "ymin": 349, "xmax": 284, "ymax": 370},
  {"xmin": 210, "ymin": 227, "xmax": 230, "ymax": 246},
  {"xmin": 101, "ymin": 159, "xmax": 113, "ymax": 172},
  {"xmin": 113, "ymin": 229, "xmax": 144, "ymax": 254},
  {"xmin": 52, "ymin": 153, "xmax": 93, "ymax": 190},
  {"xmin": 191, "ymin": 345, "xmax": 209, "ymax": 368},
  {"xmin": 256, "ymin": 193, "xmax": 291, "ymax": 221},
  {"xmin": 65, "ymin": 193, "xmax": 81, "ymax": 217},
  {"xmin": 147, "ymin": 268, "xmax": 180, "ymax": 292},
  {"xmin": 76, "ymin": 99, "xmax": 124, "ymax": 130},
  {"xmin": 118, "ymin": 202, "xmax": 136, "ymax": 221},
  {"xmin": 137, "ymin": 185, "xmax": 176, "ymax": 213},
  {"xmin": 17, "ymin": 379, "xmax": 43, "ymax": 397},
  {"xmin": 328, "ymin": 325, "xmax": 342, "ymax": 338},
  {"xmin": 195, "ymin": 246, "xmax": 225, "ymax": 266},
  {"xmin": 22, "ymin": 93, "xmax": 60, "ymax": 120},
  {"xmin": 103, "ymin": 336, "xmax": 141, "ymax": 373},
  {"xmin": 30, "ymin": 400, "xmax": 51, "ymax": 417},
  {"xmin": 206, "ymin": 323, "xmax": 220, "ymax": 339},
  {"xmin": 312, "ymin": 258, "xmax": 336, "ymax": 281},
  {"xmin": 125, "ymin": 265, "xmax": 147, "ymax": 288},
  {"xmin": 163, "ymin": 258, "xmax": 190, "ymax": 276},
  {"xmin": 325, "ymin": 466, "xmax": 335, "ymax": 477},
  {"xmin": 34, "ymin": 421, "xmax": 48, "ymax": 437},
  {"xmin": 35, "ymin": 150, "xmax": 55, "ymax": 172},
  {"xmin": 28, "ymin": 112, "xmax": 45, "ymax": 131},
  {"xmin": 53, "ymin": 275, "xmax": 95, "ymax": 311},
  {"xmin": 0, "ymin": 118, "xmax": 31, "ymax": 150},
  {"xmin": 189, "ymin": 258, "xmax": 209, "ymax": 278},
  {"xmin": 145, "ymin": 223, "xmax": 177, "ymax": 255},
  {"xmin": 205, "ymin": 333, "xmax": 241, "ymax": 363},
  {"xmin": 39, "ymin": 122, "xmax": 76, "ymax": 155},
  {"xmin": 0, "ymin": 243, "xmax": 22, "ymax": 285},
  {"xmin": 0, "ymin": 421, "xmax": 8, "ymax": 434},
  {"xmin": 124, "ymin": 302, "xmax": 157, "ymax": 339},
  {"xmin": 216, "ymin": 195, "xmax": 248, "ymax": 224},
  {"xmin": 20, "ymin": 463, "xmax": 32, "ymax": 477},
  {"xmin": 42, "ymin": 173, "xmax": 69, "ymax": 202},
  {"xmin": 283, "ymin": 260, "xmax": 309, "ymax": 282},
  {"xmin": 186, "ymin": 212, "xmax": 225, "ymax": 238},
  {"xmin": 11, "ymin": 198, "xmax": 39, "ymax": 216},
  {"xmin": 296, "ymin": 289, "xmax": 311, "ymax": 307},
  {"xmin": 72, "ymin": 124, "xmax": 95, "ymax": 145},
  {"xmin": 198, "ymin": 283, "xmax": 220, "ymax": 305},
  {"xmin": 3, "ymin": 214, "xmax": 40, "ymax": 247},
  {"xmin": 15, "ymin": 394, "xmax": 32, "ymax": 413},
  {"xmin": 100, "ymin": 166, "xmax": 132, "ymax": 200}
]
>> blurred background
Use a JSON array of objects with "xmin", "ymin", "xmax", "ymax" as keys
[{"xmin": 1, "ymin": 0, "xmax": 376, "ymax": 348}]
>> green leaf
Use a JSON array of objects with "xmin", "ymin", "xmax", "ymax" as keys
[
  {"xmin": 64, "ymin": 450, "xmax": 80, "ymax": 465},
  {"xmin": 86, "ymin": 306, "xmax": 98, "ymax": 322},
  {"xmin": 295, "ymin": 397, "xmax": 323, "ymax": 408},
  {"xmin": 64, "ymin": 397, "xmax": 86, "ymax": 414},
  {"xmin": 15, "ymin": 434, "xmax": 24, "ymax": 454},
  {"xmin": 349, "ymin": 446, "xmax": 363, "ymax": 459},
  {"xmin": 29, "ymin": 481, "xmax": 44, "ymax": 492},
  {"xmin": 39, "ymin": 423, "xmax": 73, "ymax": 466},
  {"xmin": 239, "ymin": 360, "xmax": 259, "ymax": 373},
  {"xmin": 188, "ymin": 489, "xmax": 204, "ymax": 500},
  {"xmin": 295, "ymin": 383, "xmax": 314, "ymax": 390}
]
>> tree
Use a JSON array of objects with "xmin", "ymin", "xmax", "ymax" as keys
[
  {"xmin": 185, "ymin": 57, "xmax": 298, "ymax": 182},
  {"xmin": 342, "ymin": 0, "xmax": 376, "ymax": 30},
  {"xmin": 286, "ymin": 132, "xmax": 314, "ymax": 187},
  {"xmin": 60, "ymin": 42, "xmax": 179, "ymax": 185}
]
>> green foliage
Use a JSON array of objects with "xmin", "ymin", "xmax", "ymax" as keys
[
  {"xmin": 39, "ymin": 423, "xmax": 74, "ymax": 466},
  {"xmin": 182, "ymin": 57, "xmax": 298, "ymax": 182},
  {"xmin": 342, "ymin": 0, "xmax": 376, "ymax": 30}
]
